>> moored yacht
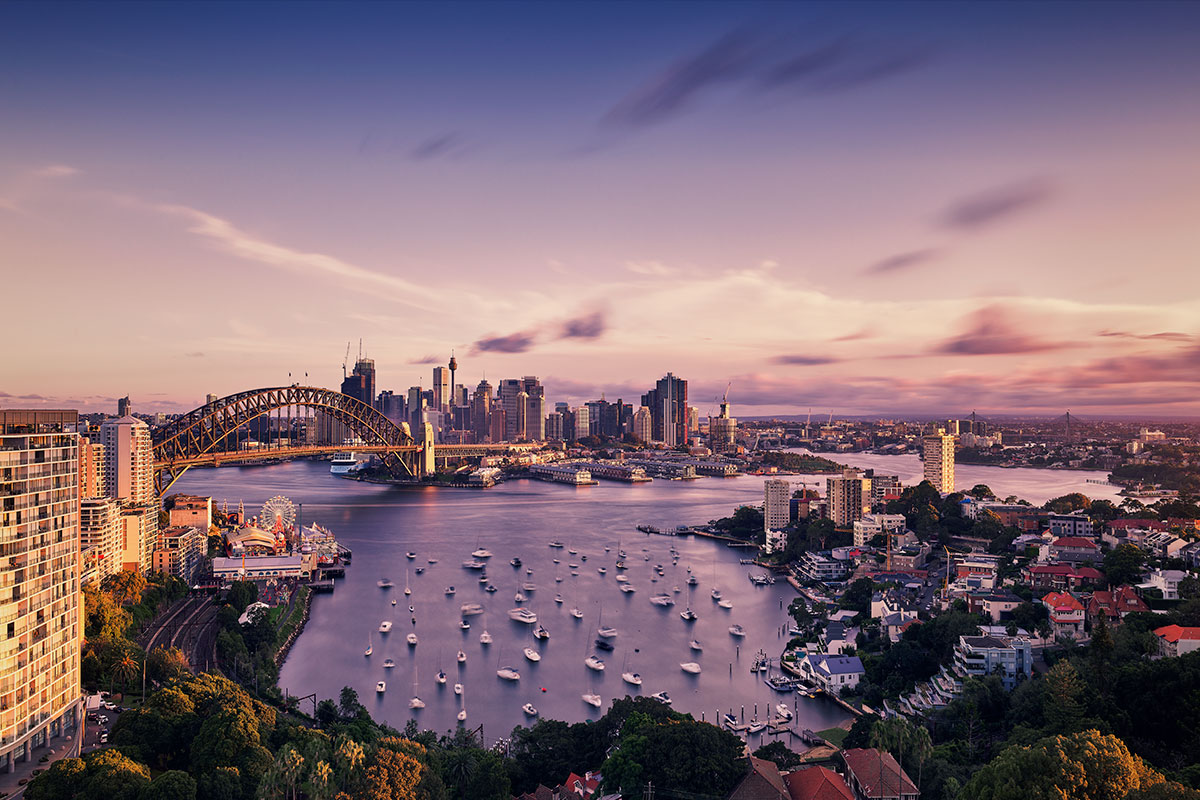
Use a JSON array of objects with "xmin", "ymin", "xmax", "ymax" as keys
[
  {"xmin": 523, "ymin": 703, "xmax": 538, "ymax": 717},
  {"xmin": 523, "ymin": 647, "xmax": 541, "ymax": 662},
  {"xmin": 650, "ymin": 691, "xmax": 672, "ymax": 705},
  {"xmin": 376, "ymin": 680, "xmax": 386, "ymax": 693},
  {"xmin": 729, "ymin": 624, "xmax": 747, "ymax": 637},
  {"xmin": 584, "ymin": 655, "xmax": 605, "ymax": 671},
  {"xmin": 621, "ymin": 671, "xmax": 642, "ymax": 686},
  {"xmin": 406, "ymin": 632, "xmax": 418, "ymax": 646},
  {"xmin": 508, "ymin": 608, "xmax": 538, "ymax": 624},
  {"xmin": 497, "ymin": 666, "xmax": 521, "ymax": 681},
  {"xmin": 581, "ymin": 693, "xmax": 602, "ymax": 708},
  {"xmin": 472, "ymin": 548, "xmax": 493, "ymax": 558},
  {"xmin": 379, "ymin": 620, "xmax": 393, "ymax": 633},
  {"xmin": 680, "ymin": 661, "xmax": 702, "ymax": 674}
]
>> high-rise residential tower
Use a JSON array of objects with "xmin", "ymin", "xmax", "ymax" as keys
[
  {"xmin": 923, "ymin": 428, "xmax": 956, "ymax": 494},
  {"xmin": 117, "ymin": 396, "xmax": 131, "ymax": 417},
  {"xmin": 100, "ymin": 416, "xmax": 154, "ymax": 505},
  {"xmin": 764, "ymin": 479, "xmax": 791, "ymax": 532},
  {"xmin": 632, "ymin": 406, "xmax": 652, "ymax": 443},
  {"xmin": 827, "ymin": 468, "xmax": 872, "ymax": 527},
  {"xmin": 0, "ymin": 410, "xmax": 82, "ymax": 772}
]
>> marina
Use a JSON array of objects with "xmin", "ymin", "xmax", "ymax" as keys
[{"xmin": 174, "ymin": 455, "xmax": 1118, "ymax": 742}]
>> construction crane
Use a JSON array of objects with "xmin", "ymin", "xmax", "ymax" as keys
[{"xmin": 342, "ymin": 341, "xmax": 351, "ymax": 379}]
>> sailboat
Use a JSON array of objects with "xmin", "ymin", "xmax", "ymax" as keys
[
  {"xmin": 596, "ymin": 607, "xmax": 617, "ymax": 639},
  {"xmin": 457, "ymin": 690, "xmax": 467, "ymax": 722},
  {"xmin": 680, "ymin": 582, "xmax": 698, "ymax": 622},
  {"xmin": 404, "ymin": 569, "xmax": 411, "ymax": 597},
  {"xmin": 409, "ymin": 666, "xmax": 425, "ymax": 709},
  {"xmin": 621, "ymin": 653, "xmax": 642, "ymax": 687},
  {"xmin": 364, "ymin": 633, "xmax": 373, "ymax": 657}
]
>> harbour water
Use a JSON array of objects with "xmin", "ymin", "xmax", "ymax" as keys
[{"xmin": 174, "ymin": 454, "xmax": 1118, "ymax": 742}]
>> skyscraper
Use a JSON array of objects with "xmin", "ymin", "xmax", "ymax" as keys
[
  {"xmin": 709, "ymin": 397, "xmax": 738, "ymax": 454},
  {"xmin": 81, "ymin": 496, "xmax": 121, "ymax": 583},
  {"xmin": 827, "ymin": 468, "xmax": 872, "ymax": 527},
  {"xmin": 448, "ymin": 354, "xmax": 458, "ymax": 408},
  {"xmin": 544, "ymin": 412, "xmax": 563, "ymax": 440},
  {"xmin": 117, "ymin": 396, "xmax": 131, "ymax": 417},
  {"xmin": 764, "ymin": 479, "xmax": 791, "ymax": 532},
  {"xmin": 407, "ymin": 386, "xmax": 425, "ymax": 430},
  {"xmin": 498, "ymin": 379, "xmax": 523, "ymax": 441},
  {"xmin": 923, "ymin": 428, "xmax": 956, "ymax": 494},
  {"xmin": 78, "ymin": 435, "xmax": 106, "ymax": 498},
  {"xmin": 471, "ymin": 380, "xmax": 492, "ymax": 443},
  {"xmin": 522, "ymin": 377, "xmax": 545, "ymax": 441},
  {"xmin": 100, "ymin": 415, "xmax": 155, "ymax": 505},
  {"xmin": 632, "ymin": 406, "xmax": 652, "ymax": 442},
  {"xmin": 641, "ymin": 373, "xmax": 688, "ymax": 446},
  {"xmin": 433, "ymin": 366, "xmax": 450, "ymax": 411},
  {"xmin": 0, "ymin": 410, "xmax": 82, "ymax": 770}
]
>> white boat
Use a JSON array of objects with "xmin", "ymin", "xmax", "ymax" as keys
[
  {"xmin": 570, "ymin": 608, "xmax": 584, "ymax": 619},
  {"xmin": 584, "ymin": 656, "xmax": 605, "ymax": 671},
  {"xmin": 597, "ymin": 626, "xmax": 618, "ymax": 638},
  {"xmin": 729, "ymin": 624, "xmax": 747, "ymax": 637},
  {"xmin": 365, "ymin": 633, "xmax": 373, "ymax": 657},
  {"xmin": 376, "ymin": 680, "xmax": 386, "ymax": 693},
  {"xmin": 485, "ymin": 584, "xmax": 497, "ymax": 593},
  {"xmin": 408, "ymin": 605, "xmax": 415, "ymax": 613},
  {"xmin": 445, "ymin": 586, "xmax": 456, "ymax": 595},
  {"xmin": 436, "ymin": 670, "xmax": 447, "ymax": 685},
  {"xmin": 404, "ymin": 569, "xmax": 411, "ymax": 596},
  {"xmin": 555, "ymin": 594, "xmax": 564, "ymax": 604},
  {"xmin": 497, "ymin": 666, "xmax": 521, "ymax": 681},
  {"xmin": 621, "ymin": 671, "xmax": 642, "ymax": 686},
  {"xmin": 680, "ymin": 609, "xmax": 697, "ymax": 621},
  {"xmin": 406, "ymin": 633, "xmax": 418, "ymax": 646},
  {"xmin": 391, "ymin": 599, "xmax": 396, "ymax": 606},
  {"xmin": 776, "ymin": 703, "xmax": 793, "ymax": 721},
  {"xmin": 690, "ymin": 639, "xmax": 703, "ymax": 651},
  {"xmin": 548, "ymin": 541, "xmax": 564, "ymax": 548},
  {"xmin": 457, "ymin": 708, "xmax": 467, "ymax": 722},
  {"xmin": 650, "ymin": 691, "xmax": 672, "ymax": 705},
  {"xmin": 555, "ymin": 575, "xmax": 563, "ymax": 583},
  {"xmin": 461, "ymin": 603, "xmax": 484, "ymax": 616},
  {"xmin": 427, "ymin": 558, "xmax": 438, "ymax": 564},
  {"xmin": 524, "ymin": 647, "xmax": 541, "ymax": 662},
  {"xmin": 460, "ymin": 620, "xmax": 471, "ymax": 630},
  {"xmin": 522, "ymin": 703, "xmax": 538, "ymax": 717},
  {"xmin": 508, "ymin": 608, "xmax": 538, "ymax": 624},
  {"xmin": 379, "ymin": 621, "xmax": 393, "ymax": 634},
  {"xmin": 409, "ymin": 667, "xmax": 424, "ymax": 708},
  {"xmin": 711, "ymin": 589, "xmax": 721, "ymax": 601},
  {"xmin": 650, "ymin": 594, "xmax": 675, "ymax": 606},
  {"xmin": 383, "ymin": 658, "xmax": 396, "ymax": 669},
  {"xmin": 597, "ymin": 567, "xmax": 607, "ymax": 575},
  {"xmin": 522, "ymin": 582, "xmax": 536, "ymax": 592},
  {"xmin": 680, "ymin": 662, "xmax": 702, "ymax": 674},
  {"xmin": 615, "ymin": 575, "xmax": 629, "ymax": 583},
  {"xmin": 515, "ymin": 592, "xmax": 527, "ymax": 603},
  {"xmin": 620, "ymin": 584, "xmax": 636, "ymax": 594},
  {"xmin": 462, "ymin": 560, "xmax": 486, "ymax": 570},
  {"xmin": 534, "ymin": 625, "xmax": 550, "ymax": 641},
  {"xmin": 454, "ymin": 682, "xmax": 463, "ymax": 695},
  {"xmin": 480, "ymin": 630, "xmax": 493, "ymax": 645},
  {"xmin": 746, "ymin": 720, "xmax": 767, "ymax": 735},
  {"xmin": 406, "ymin": 552, "xmax": 417, "ymax": 560},
  {"xmin": 378, "ymin": 579, "xmax": 393, "ymax": 589},
  {"xmin": 718, "ymin": 599, "xmax": 734, "ymax": 609},
  {"xmin": 582, "ymin": 693, "xmax": 602, "ymax": 708},
  {"xmin": 472, "ymin": 548, "xmax": 493, "ymax": 559},
  {"xmin": 457, "ymin": 649, "xmax": 466, "ymax": 663},
  {"xmin": 331, "ymin": 453, "xmax": 360, "ymax": 474}
]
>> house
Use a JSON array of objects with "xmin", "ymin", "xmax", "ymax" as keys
[
  {"xmin": 1042, "ymin": 591, "xmax": 1086, "ymax": 640},
  {"xmin": 1047, "ymin": 537, "xmax": 1101, "ymax": 564},
  {"xmin": 821, "ymin": 622, "xmax": 851, "ymax": 654},
  {"xmin": 1141, "ymin": 568, "xmax": 1189, "ymax": 600},
  {"xmin": 953, "ymin": 634, "xmax": 1033, "ymax": 690},
  {"xmin": 1023, "ymin": 563, "xmax": 1102, "ymax": 591},
  {"xmin": 1048, "ymin": 511, "xmax": 1095, "ymax": 539},
  {"xmin": 1142, "ymin": 532, "xmax": 1187, "ymax": 559},
  {"xmin": 799, "ymin": 653, "xmax": 865, "ymax": 693},
  {"xmin": 559, "ymin": 772, "xmax": 602, "ymax": 798},
  {"xmin": 1181, "ymin": 541, "xmax": 1200, "ymax": 570},
  {"xmin": 514, "ymin": 787, "xmax": 558, "ymax": 800},
  {"xmin": 727, "ymin": 756, "xmax": 790, "ymax": 800},
  {"xmin": 980, "ymin": 591, "xmax": 1023, "ymax": 623},
  {"xmin": 1153, "ymin": 625, "xmax": 1200, "ymax": 658},
  {"xmin": 785, "ymin": 767, "xmax": 856, "ymax": 800},
  {"xmin": 1086, "ymin": 585, "xmax": 1149, "ymax": 627},
  {"xmin": 841, "ymin": 749, "xmax": 919, "ymax": 800}
]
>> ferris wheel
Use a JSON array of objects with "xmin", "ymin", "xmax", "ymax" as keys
[{"xmin": 260, "ymin": 495, "xmax": 296, "ymax": 533}]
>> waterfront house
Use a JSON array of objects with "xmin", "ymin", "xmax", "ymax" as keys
[
  {"xmin": 840, "ymin": 749, "xmax": 919, "ymax": 800},
  {"xmin": 1153, "ymin": 625, "xmax": 1200, "ymax": 658},
  {"xmin": 798, "ymin": 653, "xmax": 865, "ymax": 693},
  {"xmin": 821, "ymin": 622, "xmax": 851, "ymax": 654},
  {"xmin": 953, "ymin": 634, "xmax": 1033, "ymax": 689}
]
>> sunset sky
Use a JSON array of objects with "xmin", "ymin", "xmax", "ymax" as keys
[{"xmin": 3, "ymin": 1, "xmax": 1199, "ymax": 417}]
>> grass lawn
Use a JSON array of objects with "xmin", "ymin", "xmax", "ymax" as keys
[{"xmin": 817, "ymin": 727, "xmax": 848, "ymax": 748}]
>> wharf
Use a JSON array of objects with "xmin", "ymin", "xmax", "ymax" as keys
[{"xmin": 309, "ymin": 580, "xmax": 335, "ymax": 593}]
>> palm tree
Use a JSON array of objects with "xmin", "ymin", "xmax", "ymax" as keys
[
  {"xmin": 443, "ymin": 747, "xmax": 480, "ymax": 796},
  {"xmin": 111, "ymin": 653, "xmax": 139, "ymax": 695},
  {"xmin": 909, "ymin": 725, "xmax": 933, "ymax": 790}
]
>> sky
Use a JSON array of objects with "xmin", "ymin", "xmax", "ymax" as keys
[{"xmin": 2, "ymin": 1, "xmax": 1199, "ymax": 418}]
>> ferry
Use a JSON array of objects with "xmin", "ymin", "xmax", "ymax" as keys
[
  {"xmin": 508, "ymin": 608, "xmax": 538, "ymax": 624},
  {"xmin": 331, "ymin": 453, "xmax": 362, "ymax": 475}
]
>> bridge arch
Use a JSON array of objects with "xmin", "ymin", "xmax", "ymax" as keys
[{"xmin": 152, "ymin": 386, "xmax": 421, "ymax": 496}]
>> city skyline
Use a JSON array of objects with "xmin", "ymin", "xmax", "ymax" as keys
[{"xmin": 3, "ymin": 2, "xmax": 1200, "ymax": 416}]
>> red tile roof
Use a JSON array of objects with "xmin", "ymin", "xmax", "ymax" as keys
[
  {"xmin": 728, "ymin": 757, "xmax": 790, "ymax": 800},
  {"xmin": 1154, "ymin": 625, "xmax": 1200, "ymax": 643},
  {"xmin": 842, "ymin": 749, "xmax": 918, "ymax": 799},
  {"xmin": 1042, "ymin": 591, "xmax": 1084, "ymax": 611},
  {"xmin": 1052, "ymin": 537, "xmax": 1098, "ymax": 549},
  {"xmin": 785, "ymin": 766, "xmax": 855, "ymax": 800}
]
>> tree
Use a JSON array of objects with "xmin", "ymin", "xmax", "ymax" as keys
[
  {"xmin": 103, "ymin": 570, "xmax": 148, "ymax": 606},
  {"xmin": 959, "ymin": 730, "xmax": 1166, "ymax": 800},
  {"xmin": 25, "ymin": 757, "xmax": 87, "ymax": 800},
  {"xmin": 79, "ymin": 749, "xmax": 152, "ymax": 800},
  {"xmin": 112, "ymin": 652, "xmax": 140, "ymax": 694},
  {"xmin": 140, "ymin": 770, "xmax": 196, "ymax": 800},
  {"xmin": 1104, "ymin": 545, "xmax": 1148, "ymax": 588},
  {"xmin": 967, "ymin": 484, "xmax": 996, "ymax": 500},
  {"xmin": 601, "ymin": 713, "xmax": 744, "ymax": 797},
  {"xmin": 1044, "ymin": 493, "xmax": 1091, "ymax": 514},
  {"xmin": 1178, "ymin": 576, "xmax": 1200, "ymax": 601},
  {"xmin": 753, "ymin": 741, "xmax": 806, "ymax": 771},
  {"xmin": 226, "ymin": 581, "xmax": 259, "ymax": 614},
  {"xmin": 788, "ymin": 598, "xmax": 812, "ymax": 631},
  {"xmin": 841, "ymin": 578, "xmax": 875, "ymax": 615},
  {"xmin": 359, "ymin": 747, "xmax": 422, "ymax": 800},
  {"xmin": 1043, "ymin": 661, "xmax": 1086, "ymax": 734}
]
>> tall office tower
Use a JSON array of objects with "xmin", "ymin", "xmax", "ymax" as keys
[
  {"xmin": 687, "ymin": 407, "xmax": 700, "ymax": 436},
  {"xmin": 555, "ymin": 401, "xmax": 569, "ymax": 414},
  {"xmin": 78, "ymin": 436, "xmax": 106, "ymax": 498},
  {"xmin": 709, "ymin": 397, "xmax": 738, "ymax": 454},
  {"xmin": 455, "ymin": 386, "xmax": 469, "ymax": 407},
  {"xmin": 513, "ymin": 391, "xmax": 529, "ymax": 440},
  {"xmin": 764, "ymin": 479, "xmax": 792, "ymax": 532},
  {"xmin": 100, "ymin": 415, "xmax": 155, "ymax": 505},
  {"xmin": 471, "ymin": 380, "xmax": 492, "ymax": 442},
  {"xmin": 574, "ymin": 406, "xmax": 591, "ymax": 440},
  {"xmin": 544, "ymin": 412, "xmax": 563, "ymax": 440},
  {"xmin": 489, "ymin": 407, "xmax": 507, "ymax": 444},
  {"xmin": 641, "ymin": 373, "xmax": 688, "ymax": 446},
  {"xmin": 0, "ymin": 410, "xmax": 82, "ymax": 770},
  {"xmin": 354, "ymin": 357, "xmax": 376, "ymax": 408},
  {"xmin": 205, "ymin": 393, "xmax": 219, "ymax": 406},
  {"xmin": 497, "ymin": 379, "xmax": 522, "ymax": 441},
  {"xmin": 117, "ymin": 396, "xmax": 131, "ymax": 417},
  {"xmin": 923, "ymin": 428, "xmax": 956, "ymax": 494},
  {"xmin": 448, "ymin": 354, "xmax": 458, "ymax": 408},
  {"xmin": 826, "ymin": 468, "xmax": 872, "ymax": 528},
  {"xmin": 433, "ymin": 366, "xmax": 450, "ymax": 411},
  {"xmin": 80, "ymin": 497, "xmax": 121, "ymax": 582},
  {"xmin": 614, "ymin": 399, "xmax": 627, "ymax": 437},
  {"xmin": 407, "ymin": 386, "xmax": 425, "ymax": 430},
  {"xmin": 521, "ymin": 377, "xmax": 545, "ymax": 440},
  {"xmin": 378, "ymin": 391, "xmax": 405, "ymax": 424},
  {"xmin": 632, "ymin": 406, "xmax": 652, "ymax": 442}
]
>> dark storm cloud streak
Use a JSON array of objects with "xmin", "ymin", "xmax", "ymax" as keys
[
  {"xmin": 471, "ymin": 331, "xmax": 537, "ymax": 354},
  {"xmin": 409, "ymin": 355, "xmax": 441, "ymax": 365},
  {"xmin": 941, "ymin": 179, "xmax": 1054, "ymax": 230},
  {"xmin": 935, "ymin": 305, "xmax": 1070, "ymax": 356},
  {"xmin": 864, "ymin": 248, "xmax": 940, "ymax": 275},
  {"xmin": 770, "ymin": 354, "xmax": 838, "ymax": 366},
  {"xmin": 758, "ymin": 40, "xmax": 847, "ymax": 87},
  {"xmin": 410, "ymin": 132, "xmax": 461, "ymax": 161},
  {"xmin": 559, "ymin": 311, "xmax": 607, "ymax": 340},
  {"xmin": 813, "ymin": 46, "xmax": 937, "ymax": 92}
]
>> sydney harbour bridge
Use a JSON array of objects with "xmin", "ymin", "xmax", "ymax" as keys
[{"xmin": 150, "ymin": 386, "xmax": 528, "ymax": 496}]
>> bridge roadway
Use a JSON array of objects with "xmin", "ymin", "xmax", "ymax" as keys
[{"xmin": 153, "ymin": 441, "xmax": 537, "ymax": 471}]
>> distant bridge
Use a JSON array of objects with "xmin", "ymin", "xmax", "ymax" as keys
[{"xmin": 150, "ymin": 386, "xmax": 533, "ymax": 496}]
